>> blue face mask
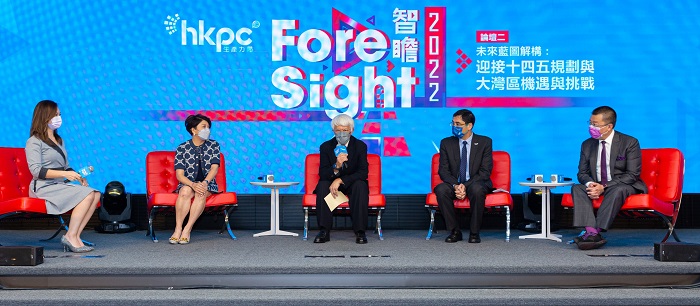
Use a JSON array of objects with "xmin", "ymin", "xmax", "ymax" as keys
[{"xmin": 452, "ymin": 125, "xmax": 465, "ymax": 138}]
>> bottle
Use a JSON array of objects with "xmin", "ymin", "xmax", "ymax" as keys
[
  {"xmin": 65, "ymin": 165, "xmax": 94, "ymax": 182},
  {"xmin": 77, "ymin": 165, "xmax": 94, "ymax": 177}
]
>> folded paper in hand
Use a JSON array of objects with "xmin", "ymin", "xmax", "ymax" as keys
[{"xmin": 324, "ymin": 191, "xmax": 349, "ymax": 211}]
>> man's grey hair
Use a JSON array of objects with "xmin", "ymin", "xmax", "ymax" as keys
[{"xmin": 331, "ymin": 114, "xmax": 354, "ymax": 131}]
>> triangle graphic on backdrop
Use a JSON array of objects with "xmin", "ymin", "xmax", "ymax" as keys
[
  {"xmin": 408, "ymin": 11, "xmax": 418, "ymax": 21},
  {"xmin": 366, "ymin": 15, "xmax": 376, "ymax": 25},
  {"xmin": 331, "ymin": 8, "xmax": 371, "ymax": 75}
]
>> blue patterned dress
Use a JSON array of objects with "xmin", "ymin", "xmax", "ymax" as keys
[{"xmin": 173, "ymin": 139, "xmax": 221, "ymax": 193}]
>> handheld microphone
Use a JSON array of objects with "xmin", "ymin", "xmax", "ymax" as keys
[
  {"xmin": 550, "ymin": 174, "xmax": 574, "ymax": 183},
  {"xmin": 527, "ymin": 175, "xmax": 571, "ymax": 182},
  {"xmin": 525, "ymin": 174, "xmax": 544, "ymax": 183},
  {"xmin": 334, "ymin": 145, "xmax": 348, "ymax": 156},
  {"xmin": 334, "ymin": 145, "xmax": 348, "ymax": 169},
  {"xmin": 65, "ymin": 165, "xmax": 94, "ymax": 183},
  {"xmin": 257, "ymin": 175, "xmax": 274, "ymax": 183}
]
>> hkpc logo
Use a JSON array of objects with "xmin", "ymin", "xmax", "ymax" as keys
[{"xmin": 164, "ymin": 14, "xmax": 259, "ymax": 53}]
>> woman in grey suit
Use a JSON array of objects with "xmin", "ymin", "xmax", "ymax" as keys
[{"xmin": 25, "ymin": 100, "xmax": 101, "ymax": 253}]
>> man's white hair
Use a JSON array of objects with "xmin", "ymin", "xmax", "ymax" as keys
[{"xmin": 331, "ymin": 114, "xmax": 354, "ymax": 130}]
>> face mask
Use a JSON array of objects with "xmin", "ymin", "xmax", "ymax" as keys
[
  {"xmin": 335, "ymin": 131, "xmax": 350, "ymax": 145},
  {"xmin": 48, "ymin": 116, "xmax": 62, "ymax": 130},
  {"xmin": 197, "ymin": 128, "xmax": 210, "ymax": 140},
  {"xmin": 452, "ymin": 125, "xmax": 465, "ymax": 138},
  {"xmin": 588, "ymin": 125, "xmax": 602, "ymax": 139}
]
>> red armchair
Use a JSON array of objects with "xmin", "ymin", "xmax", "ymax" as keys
[
  {"xmin": 561, "ymin": 148, "xmax": 685, "ymax": 242},
  {"xmin": 425, "ymin": 151, "xmax": 513, "ymax": 241},
  {"xmin": 0, "ymin": 147, "xmax": 95, "ymax": 244},
  {"xmin": 302, "ymin": 153, "xmax": 386, "ymax": 240},
  {"xmin": 145, "ymin": 151, "xmax": 238, "ymax": 242}
]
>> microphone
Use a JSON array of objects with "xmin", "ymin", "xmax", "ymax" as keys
[
  {"xmin": 334, "ymin": 145, "xmax": 348, "ymax": 156},
  {"xmin": 65, "ymin": 165, "xmax": 94, "ymax": 183},
  {"xmin": 524, "ymin": 174, "xmax": 544, "ymax": 183},
  {"xmin": 257, "ymin": 175, "xmax": 274, "ymax": 183},
  {"xmin": 526, "ymin": 176, "xmax": 571, "ymax": 182},
  {"xmin": 550, "ymin": 174, "xmax": 573, "ymax": 183},
  {"xmin": 334, "ymin": 145, "xmax": 348, "ymax": 169}
]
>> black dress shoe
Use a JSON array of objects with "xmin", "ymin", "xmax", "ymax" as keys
[
  {"xmin": 571, "ymin": 231, "xmax": 587, "ymax": 244},
  {"xmin": 313, "ymin": 230, "xmax": 330, "ymax": 243},
  {"xmin": 573, "ymin": 229, "xmax": 607, "ymax": 244},
  {"xmin": 468, "ymin": 233, "xmax": 481, "ymax": 243},
  {"xmin": 445, "ymin": 230, "xmax": 463, "ymax": 243},
  {"xmin": 576, "ymin": 233, "xmax": 606, "ymax": 250},
  {"xmin": 355, "ymin": 231, "xmax": 368, "ymax": 244}
]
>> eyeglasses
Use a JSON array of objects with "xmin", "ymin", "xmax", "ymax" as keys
[
  {"xmin": 450, "ymin": 122, "xmax": 466, "ymax": 127},
  {"xmin": 588, "ymin": 121, "xmax": 609, "ymax": 128}
]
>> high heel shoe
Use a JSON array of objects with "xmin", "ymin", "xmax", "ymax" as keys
[
  {"xmin": 169, "ymin": 237, "xmax": 179, "ymax": 244},
  {"xmin": 178, "ymin": 237, "xmax": 190, "ymax": 245},
  {"xmin": 61, "ymin": 235, "xmax": 91, "ymax": 253},
  {"xmin": 78, "ymin": 245, "xmax": 94, "ymax": 252}
]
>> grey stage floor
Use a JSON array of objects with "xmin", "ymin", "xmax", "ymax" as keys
[
  {"xmin": 1, "ymin": 228, "xmax": 699, "ymax": 276},
  {"xmin": 3, "ymin": 228, "xmax": 700, "ymax": 304}
]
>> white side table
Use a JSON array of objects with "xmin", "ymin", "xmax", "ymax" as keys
[
  {"xmin": 518, "ymin": 181, "xmax": 574, "ymax": 242},
  {"xmin": 250, "ymin": 181, "xmax": 299, "ymax": 237}
]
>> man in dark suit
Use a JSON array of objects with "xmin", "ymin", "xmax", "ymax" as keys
[
  {"xmin": 434, "ymin": 109, "xmax": 493, "ymax": 243},
  {"xmin": 313, "ymin": 114, "xmax": 369, "ymax": 244},
  {"xmin": 572, "ymin": 106, "xmax": 647, "ymax": 250}
]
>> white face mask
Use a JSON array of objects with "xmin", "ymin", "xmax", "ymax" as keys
[
  {"xmin": 197, "ymin": 128, "xmax": 210, "ymax": 140},
  {"xmin": 48, "ymin": 116, "xmax": 62, "ymax": 130}
]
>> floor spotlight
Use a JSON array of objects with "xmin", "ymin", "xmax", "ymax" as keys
[{"xmin": 96, "ymin": 181, "xmax": 136, "ymax": 233}]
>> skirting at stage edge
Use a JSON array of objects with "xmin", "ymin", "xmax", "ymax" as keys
[
  {"xmin": 2, "ymin": 273, "xmax": 700, "ymax": 290},
  {"xmin": 2, "ymin": 229, "xmax": 700, "ymax": 290}
]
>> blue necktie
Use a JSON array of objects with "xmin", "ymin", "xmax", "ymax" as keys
[{"xmin": 460, "ymin": 140, "xmax": 468, "ymax": 183}]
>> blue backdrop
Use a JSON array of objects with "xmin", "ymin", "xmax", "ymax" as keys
[{"xmin": 0, "ymin": 0, "xmax": 697, "ymax": 194}]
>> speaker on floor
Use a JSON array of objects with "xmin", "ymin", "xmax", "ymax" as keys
[
  {"xmin": 654, "ymin": 242, "xmax": 700, "ymax": 262},
  {"xmin": 0, "ymin": 246, "xmax": 43, "ymax": 266}
]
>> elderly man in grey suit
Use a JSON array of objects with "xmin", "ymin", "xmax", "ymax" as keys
[
  {"xmin": 572, "ymin": 106, "xmax": 647, "ymax": 250},
  {"xmin": 434, "ymin": 109, "xmax": 493, "ymax": 244}
]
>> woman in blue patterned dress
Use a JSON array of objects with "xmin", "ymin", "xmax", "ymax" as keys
[{"xmin": 170, "ymin": 114, "xmax": 221, "ymax": 244}]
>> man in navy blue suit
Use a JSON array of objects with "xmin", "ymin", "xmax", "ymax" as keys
[{"xmin": 434, "ymin": 109, "xmax": 493, "ymax": 244}]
